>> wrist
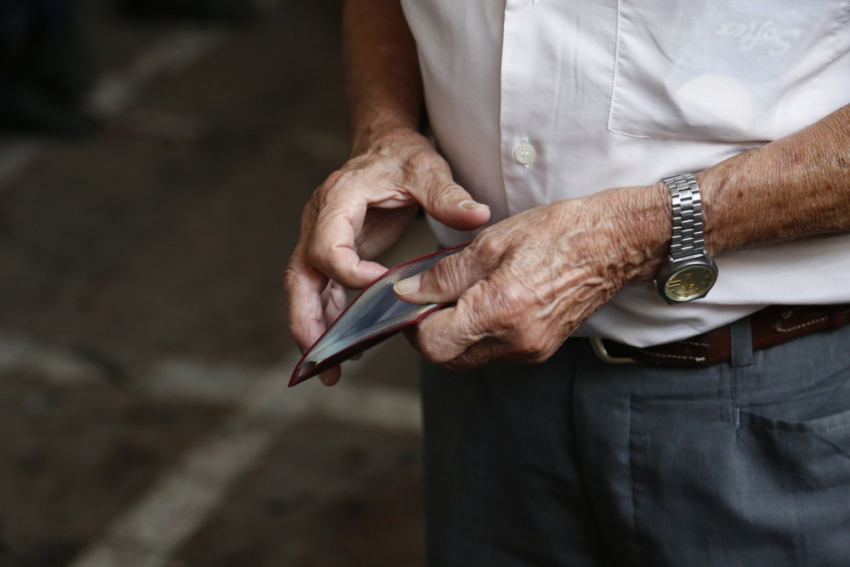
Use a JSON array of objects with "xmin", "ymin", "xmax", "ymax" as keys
[
  {"xmin": 343, "ymin": 0, "xmax": 424, "ymax": 159},
  {"xmin": 694, "ymin": 167, "xmax": 726, "ymax": 257},
  {"xmin": 349, "ymin": 121, "xmax": 424, "ymax": 158},
  {"xmin": 597, "ymin": 183, "xmax": 671, "ymax": 283},
  {"xmin": 654, "ymin": 174, "xmax": 719, "ymax": 303}
]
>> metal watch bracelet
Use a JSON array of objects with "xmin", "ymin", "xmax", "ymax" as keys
[{"xmin": 661, "ymin": 173, "xmax": 706, "ymax": 260}]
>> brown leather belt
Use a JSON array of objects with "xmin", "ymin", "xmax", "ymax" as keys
[{"xmin": 592, "ymin": 305, "xmax": 850, "ymax": 367}]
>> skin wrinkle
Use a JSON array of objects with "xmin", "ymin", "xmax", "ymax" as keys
[
  {"xmin": 342, "ymin": 0, "xmax": 423, "ymax": 155},
  {"xmin": 357, "ymin": 207, "xmax": 419, "ymax": 258},
  {"xmin": 287, "ymin": 0, "xmax": 849, "ymax": 384},
  {"xmin": 308, "ymin": 129, "xmax": 485, "ymax": 288},
  {"xmin": 408, "ymin": 194, "xmax": 648, "ymax": 369},
  {"xmin": 422, "ymin": 291, "xmax": 486, "ymax": 363},
  {"xmin": 391, "ymin": 177, "xmax": 671, "ymax": 369},
  {"xmin": 321, "ymin": 281, "xmax": 347, "ymax": 330},
  {"xmin": 701, "ymin": 105, "xmax": 850, "ymax": 256}
]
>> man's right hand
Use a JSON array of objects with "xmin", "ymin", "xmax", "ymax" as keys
[{"xmin": 284, "ymin": 127, "xmax": 490, "ymax": 386}]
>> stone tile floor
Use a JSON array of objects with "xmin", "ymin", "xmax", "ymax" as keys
[{"xmin": 0, "ymin": 1, "xmax": 434, "ymax": 565}]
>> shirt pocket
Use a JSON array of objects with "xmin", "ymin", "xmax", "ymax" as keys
[{"xmin": 608, "ymin": 0, "xmax": 849, "ymax": 143}]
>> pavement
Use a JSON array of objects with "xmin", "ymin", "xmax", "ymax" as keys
[{"xmin": 0, "ymin": 1, "xmax": 435, "ymax": 565}]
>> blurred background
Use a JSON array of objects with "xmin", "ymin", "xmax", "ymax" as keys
[{"xmin": 0, "ymin": 0, "xmax": 436, "ymax": 565}]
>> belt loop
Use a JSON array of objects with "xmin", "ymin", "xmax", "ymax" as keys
[
  {"xmin": 827, "ymin": 305, "xmax": 850, "ymax": 329},
  {"xmin": 730, "ymin": 317, "xmax": 753, "ymax": 368}
]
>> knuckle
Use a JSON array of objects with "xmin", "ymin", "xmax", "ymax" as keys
[
  {"xmin": 428, "ymin": 257, "xmax": 463, "ymax": 291},
  {"xmin": 514, "ymin": 330, "xmax": 543, "ymax": 357},
  {"xmin": 501, "ymin": 306, "xmax": 548, "ymax": 358},
  {"xmin": 283, "ymin": 250, "xmax": 316, "ymax": 293},
  {"xmin": 316, "ymin": 165, "xmax": 366, "ymax": 205},
  {"xmin": 303, "ymin": 244, "xmax": 326, "ymax": 271},
  {"xmin": 404, "ymin": 152, "xmax": 456, "ymax": 198},
  {"xmin": 419, "ymin": 341, "xmax": 451, "ymax": 366},
  {"xmin": 312, "ymin": 171, "xmax": 346, "ymax": 205},
  {"xmin": 428, "ymin": 182, "xmax": 458, "ymax": 206},
  {"xmin": 409, "ymin": 149, "xmax": 448, "ymax": 175},
  {"xmin": 305, "ymin": 247, "xmax": 353, "ymax": 286},
  {"xmin": 482, "ymin": 280, "xmax": 525, "ymax": 320},
  {"xmin": 471, "ymin": 231, "xmax": 503, "ymax": 263},
  {"xmin": 501, "ymin": 280, "xmax": 528, "ymax": 305},
  {"xmin": 283, "ymin": 263, "xmax": 300, "ymax": 292},
  {"xmin": 322, "ymin": 169, "xmax": 345, "ymax": 189},
  {"xmin": 513, "ymin": 335, "xmax": 547, "ymax": 363},
  {"xmin": 514, "ymin": 326, "xmax": 559, "ymax": 363},
  {"xmin": 457, "ymin": 286, "xmax": 490, "ymax": 330}
]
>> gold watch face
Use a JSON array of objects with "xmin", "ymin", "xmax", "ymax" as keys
[{"xmin": 664, "ymin": 265, "xmax": 717, "ymax": 302}]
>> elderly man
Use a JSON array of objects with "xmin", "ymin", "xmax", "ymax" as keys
[{"xmin": 286, "ymin": 1, "xmax": 850, "ymax": 565}]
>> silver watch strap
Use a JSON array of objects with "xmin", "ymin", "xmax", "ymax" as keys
[{"xmin": 661, "ymin": 173, "xmax": 705, "ymax": 261}]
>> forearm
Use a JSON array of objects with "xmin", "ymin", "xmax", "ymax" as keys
[
  {"xmin": 394, "ymin": 103, "xmax": 849, "ymax": 367},
  {"xmin": 699, "ymin": 104, "xmax": 850, "ymax": 256},
  {"xmin": 612, "ymin": 104, "xmax": 850, "ymax": 284},
  {"xmin": 343, "ymin": 0, "xmax": 423, "ymax": 155}
]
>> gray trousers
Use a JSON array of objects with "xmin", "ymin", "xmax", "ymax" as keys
[{"xmin": 421, "ymin": 320, "xmax": 850, "ymax": 566}]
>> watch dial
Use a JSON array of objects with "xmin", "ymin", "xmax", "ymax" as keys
[{"xmin": 664, "ymin": 265, "xmax": 717, "ymax": 302}]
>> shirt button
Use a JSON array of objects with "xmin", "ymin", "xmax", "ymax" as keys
[{"xmin": 514, "ymin": 143, "xmax": 536, "ymax": 165}]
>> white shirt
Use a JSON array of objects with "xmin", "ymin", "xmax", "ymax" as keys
[{"xmin": 400, "ymin": 0, "xmax": 850, "ymax": 347}]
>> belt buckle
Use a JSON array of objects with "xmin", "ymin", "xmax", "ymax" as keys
[{"xmin": 590, "ymin": 337, "xmax": 638, "ymax": 365}]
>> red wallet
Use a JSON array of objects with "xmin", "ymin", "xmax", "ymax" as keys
[{"xmin": 289, "ymin": 244, "xmax": 466, "ymax": 386}]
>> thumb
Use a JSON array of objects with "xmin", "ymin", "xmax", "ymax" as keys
[
  {"xmin": 394, "ymin": 250, "xmax": 484, "ymax": 305},
  {"xmin": 418, "ymin": 174, "xmax": 490, "ymax": 231}
]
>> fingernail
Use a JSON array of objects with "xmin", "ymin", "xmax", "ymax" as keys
[
  {"xmin": 394, "ymin": 274, "xmax": 421, "ymax": 296},
  {"xmin": 459, "ymin": 200, "xmax": 489, "ymax": 210}
]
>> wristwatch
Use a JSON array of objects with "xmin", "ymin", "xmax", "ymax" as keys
[{"xmin": 655, "ymin": 173, "xmax": 718, "ymax": 304}]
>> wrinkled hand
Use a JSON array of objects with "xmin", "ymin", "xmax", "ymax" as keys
[
  {"xmin": 395, "ymin": 188, "xmax": 667, "ymax": 370},
  {"xmin": 285, "ymin": 127, "xmax": 491, "ymax": 385}
]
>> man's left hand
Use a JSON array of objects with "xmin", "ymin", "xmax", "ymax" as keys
[{"xmin": 395, "ymin": 186, "xmax": 668, "ymax": 370}]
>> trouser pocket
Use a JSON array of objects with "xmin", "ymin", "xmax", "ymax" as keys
[{"xmin": 628, "ymin": 326, "xmax": 850, "ymax": 566}]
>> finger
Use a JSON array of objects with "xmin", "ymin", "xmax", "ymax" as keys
[
  {"xmin": 407, "ymin": 291, "xmax": 488, "ymax": 364},
  {"xmin": 394, "ymin": 246, "xmax": 496, "ymax": 304},
  {"xmin": 321, "ymin": 280, "xmax": 348, "ymax": 329},
  {"xmin": 440, "ymin": 337, "xmax": 507, "ymax": 371},
  {"xmin": 415, "ymin": 270, "xmax": 567, "ymax": 369},
  {"xmin": 413, "ymin": 305, "xmax": 536, "ymax": 371},
  {"xmin": 409, "ymin": 306, "xmax": 516, "ymax": 370},
  {"xmin": 412, "ymin": 170, "xmax": 490, "ymax": 231},
  {"xmin": 319, "ymin": 365, "xmax": 341, "ymax": 387},
  {"xmin": 357, "ymin": 206, "xmax": 420, "ymax": 260},
  {"xmin": 285, "ymin": 258, "xmax": 332, "ymax": 352},
  {"xmin": 308, "ymin": 195, "xmax": 390, "ymax": 289},
  {"xmin": 404, "ymin": 308, "xmax": 467, "ymax": 363},
  {"xmin": 408, "ymin": 269, "xmax": 541, "ymax": 366}
]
